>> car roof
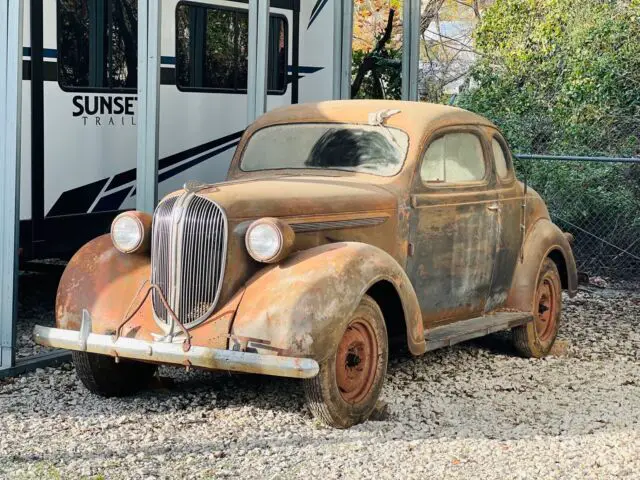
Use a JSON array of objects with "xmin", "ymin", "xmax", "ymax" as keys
[{"xmin": 249, "ymin": 100, "xmax": 497, "ymax": 139}]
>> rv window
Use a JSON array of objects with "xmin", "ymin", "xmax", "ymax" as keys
[
  {"xmin": 57, "ymin": 0, "xmax": 138, "ymax": 91},
  {"xmin": 176, "ymin": 4, "xmax": 287, "ymax": 93}
]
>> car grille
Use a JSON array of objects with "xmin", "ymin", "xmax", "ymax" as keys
[{"xmin": 151, "ymin": 194, "xmax": 227, "ymax": 328}]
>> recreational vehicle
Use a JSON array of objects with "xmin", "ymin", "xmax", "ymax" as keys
[{"xmin": 20, "ymin": 0, "xmax": 334, "ymax": 258}]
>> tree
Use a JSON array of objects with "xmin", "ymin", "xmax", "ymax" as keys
[
  {"xmin": 458, "ymin": 0, "xmax": 640, "ymax": 157},
  {"xmin": 351, "ymin": 0, "xmax": 403, "ymax": 99},
  {"xmin": 351, "ymin": 0, "xmax": 492, "ymax": 100},
  {"xmin": 457, "ymin": 0, "xmax": 640, "ymax": 276}
]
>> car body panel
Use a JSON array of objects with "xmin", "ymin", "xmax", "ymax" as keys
[
  {"xmin": 506, "ymin": 217, "xmax": 578, "ymax": 313},
  {"xmin": 230, "ymin": 242, "xmax": 426, "ymax": 363},
  {"xmin": 407, "ymin": 187, "xmax": 500, "ymax": 326}
]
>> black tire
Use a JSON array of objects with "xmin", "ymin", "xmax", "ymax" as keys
[
  {"xmin": 304, "ymin": 295, "xmax": 388, "ymax": 428},
  {"xmin": 72, "ymin": 351, "xmax": 157, "ymax": 397},
  {"xmin": 512, "ymin": 258, "xmax": 562, "ymax": 358}
]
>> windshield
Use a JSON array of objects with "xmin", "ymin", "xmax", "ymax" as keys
[{"xmin": 240, "ymin": 123, "xmax": 409, "ymax": 176}]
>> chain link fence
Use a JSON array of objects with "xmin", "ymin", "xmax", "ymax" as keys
[
  {"xmin": 515, "ymin": 156, "xmax": 640, "ymax": 280},
  {"xmin": 442, "ymin": 0, "xmax": 640, "ymax": 281}
]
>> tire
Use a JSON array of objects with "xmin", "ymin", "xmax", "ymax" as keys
[
  {"xmin": 72, "ymin": 351, "xmax": 157, "ymax": 397},
  {"xmin": 304, "ymin": 295, "xmax": 388, "ymax": 428},
  {"xmin": 512, "ymin": 258, "xmax": 562, "ymax": 358}
]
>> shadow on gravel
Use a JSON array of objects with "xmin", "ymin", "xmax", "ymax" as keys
[
  {"xmin": 17, "ymin": 269, "xmax": 62, "ymax": 359},
  {"xmin": 77, "ymin": 368, "xmax": 307, "ymax": 417}
]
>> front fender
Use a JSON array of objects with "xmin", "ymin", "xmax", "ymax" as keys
[
  {"xmin": 56, "ymin": 235, "xmax": 152, "ymax": 333},
  {"xmin": 55, "ymin": 235, "xmax": 233, "ymax": 348},
  {"xmin": 231, "ymin": 242, "xmax": 425, "ymax": 363},
  {"xmin": 506, "ymin": 219, "xmax": 578, "ymax": 312}
]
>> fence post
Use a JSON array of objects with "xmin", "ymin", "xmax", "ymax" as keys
[
  {"xmin": 136, "ymin": 0, "xmax": 161, "ymax": 213},
  {"xmin": 0, "ymin": 0, "xmax": 23, "ymax": 370}
]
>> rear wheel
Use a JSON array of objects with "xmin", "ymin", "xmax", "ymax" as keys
[
  {"xmin": 73, "ymin": 351, "xmax": 157, "ymax": 397},
  {"xmin": 512, "ymin": 258, "xmax": 562, "ymax": 358},
  {"xmin": 304, "ymin": 295, "xmax": 388, "ymax": 428}
]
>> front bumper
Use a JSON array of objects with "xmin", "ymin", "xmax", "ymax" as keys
[{"xmin": 33, "ymin": 323, "xmax": 319, "ymax": 380}]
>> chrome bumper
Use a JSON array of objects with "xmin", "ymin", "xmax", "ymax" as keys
[{"xmin": 33, "ymin": 324, "xmax": 319, "ymax": 379}]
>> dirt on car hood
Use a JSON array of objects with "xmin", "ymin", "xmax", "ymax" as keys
[{"xmin": 191, "ymin": 176, "xmax": 398, "ymax": 220}]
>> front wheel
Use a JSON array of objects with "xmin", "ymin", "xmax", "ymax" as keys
[
  {"xmin": 512, "ymin": 258, "xmax": 562, "ymax": 358},
  {"xmin": 304, "ymin": 295, "xmax": 388, "ymax": 428},
  {"xmin": 73, "ymin": 351, "xmax": 157, "ymax": 397}
]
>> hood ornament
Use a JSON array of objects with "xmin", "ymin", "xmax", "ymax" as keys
[
  {"xmin": 368, "ymin": 109, "xmax": 401, "ymax": 126},
  {"xmin": 184, "ymin": 180, "xmax": 217, "ymax": 193}
]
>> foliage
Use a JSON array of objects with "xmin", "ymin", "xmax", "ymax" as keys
[
  {"xmin": 458, "ymin": 0, "xmax": 640, "ymax": 157},
  {"xmin": 352, "ymin": 47, "xmax": 403, "ymax": 99},
  {"xmin": 458, "ymin": 0, "xmax": 640, "ymax": 276},
  {"xmin": 353, "ymin": 0, "xmax": 403, "ymax": 51},
  {"xmin": 351, "ymin": 1, "xmax": 403, "ymax": 99}
]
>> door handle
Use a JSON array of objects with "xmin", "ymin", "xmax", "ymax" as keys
[{"xmin": 487, "ymin": 203, "xmax": 501, "ymax": 212}]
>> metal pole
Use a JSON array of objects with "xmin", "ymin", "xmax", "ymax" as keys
[
  {"xmin": 247, "ymin": 0, "xmax": 269, "ymax": 122},
  {"xmin": 341, "ymin": 0, "xmax": 353, "ymax": 99},
  {"xmin": 0, "ymin": 0, "xmax": 24, "ymax": 370},
  {"xmin": 401, "ymin": 0, "xmax": 420, "ymax": 101},
  {"xmin": 136, "ymin": 0, "xmax": 161, "ymax": 213},
  {"xmin": 332, "ymin": 0, "xmax": 353, "ymax": 99}
]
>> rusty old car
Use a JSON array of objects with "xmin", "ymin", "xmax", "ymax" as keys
[{"xmin": 34, "ymin": 100, "xmax": 577, "ymax": 428}]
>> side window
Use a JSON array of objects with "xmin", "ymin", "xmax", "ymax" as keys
[
  {"xmin": 492, "ymin": 138, "xmax": 512, "ymax": 180},
  {"xmin": 421, "ymin": 132, "xmax": 486, "ymax": 183},
  {"xmin": 57, "ymin": 0, "xmax": 138, "ymax": 91},
  {"xmin": 176, "ymin": 3, "xmax": 288, "ymax": 93}
]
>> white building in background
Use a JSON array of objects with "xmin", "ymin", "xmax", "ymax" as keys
[{"xmin": 419, "ymin": 20, "xmax": 476, "ymax": 98}]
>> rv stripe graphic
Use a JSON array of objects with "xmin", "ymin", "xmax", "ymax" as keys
[
  {"xmin": 21, "ymin": 50, "xmax": 324, "ymax": 86},
  {"xmin": 47, "ymin": 131, "xmax": 244, "ymax": 217},
  {"xmin": 308, "ymin": 0, "xmax": 329, "ymax": 28}
]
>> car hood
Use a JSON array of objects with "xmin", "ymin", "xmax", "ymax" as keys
[{"xmin": 193, "ymin": 176, "xmax": 397, "ymax": 220}]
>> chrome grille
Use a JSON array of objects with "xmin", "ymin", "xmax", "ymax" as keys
[{"xmin": 151, "ymin": 194, "xmax": 227, "ymax": 327}]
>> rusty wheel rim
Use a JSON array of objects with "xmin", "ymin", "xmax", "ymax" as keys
[
  {"xmin": 335, "ymin": 317, "xmax": 378, "ymax": 404},
  {"xmin": 535, "ymin": 276, "xmax": 557, "ymax": 342}
]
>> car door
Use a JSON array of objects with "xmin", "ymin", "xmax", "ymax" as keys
[
  {"xmin": 485, "ymin": 130, "xmax": 523, "ymax": 311},
  {"xmin": 406, "ymin": 127, "xmax": 500, "ymax": 328}
]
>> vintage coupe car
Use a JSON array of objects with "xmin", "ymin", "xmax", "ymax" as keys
[{"xmin": 35, "ymin": 100, "xmax": 577, "ymax": 428}]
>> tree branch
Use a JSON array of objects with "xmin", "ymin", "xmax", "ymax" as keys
[{"xmin": 420, "ymin": 0, "xmax": 446, "ymax": 36}]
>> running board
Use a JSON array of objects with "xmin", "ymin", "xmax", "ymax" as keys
[{"xmin": 425, "ymin": 312, "xmax": 533, "ymax": 351}]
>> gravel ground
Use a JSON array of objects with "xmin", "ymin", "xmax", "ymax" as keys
[
  {"xmin": 15, "ymin": 271, "xmax": 59, "ymax": 360},
  {"xmin": 2, "ymin": 279, "xmax": 639, "ymax": 480}
]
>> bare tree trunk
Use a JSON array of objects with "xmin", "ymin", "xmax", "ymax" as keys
[{"xmin": 351, "ymin": 9, "xmax": 396, "ymax": 99}]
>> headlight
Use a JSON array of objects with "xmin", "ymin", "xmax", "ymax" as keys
[
  {"xmin": 245, "ymin": 218, "xmax": 295, "ymax": 263},
  {"xmin": 111, "ymin": 212, "xmax": 151, "ymax": 254}
]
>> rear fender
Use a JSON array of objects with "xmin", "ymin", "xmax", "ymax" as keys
[
  {"xmin": 231, "ymin": 242, "xmax": 426, "ymax": 363},
  {"xmin": 506, "ymin": 219, "xmax": 578, "ymax": 312}
]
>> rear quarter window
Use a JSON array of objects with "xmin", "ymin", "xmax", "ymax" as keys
[{"xmin": 421, "ymin": 132, "xmax": 486, "ymax": 183}]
